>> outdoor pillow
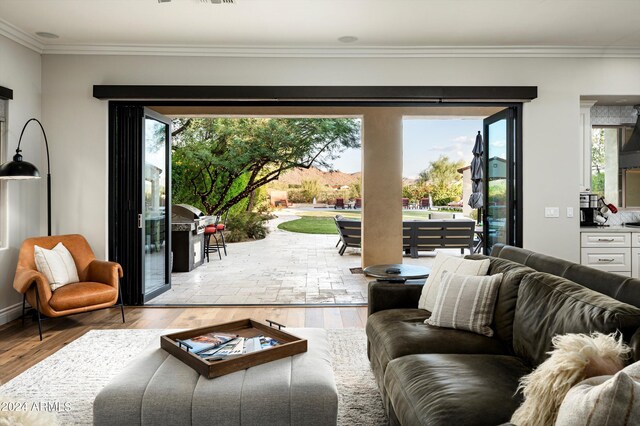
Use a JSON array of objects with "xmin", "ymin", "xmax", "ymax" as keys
[
  {"xmin": 418, "ymin": 253, "xmax": 490, "ymax": 312},
  {"xmin": 426, "ymin": 271, "xmax": 503, "ymax": 337},
  {"xmin": 555, "ymin": 359, "xmax": 640, "ymax": 426},
  {"xmin": 34, "ymin": 243, "xmax": 80, "ymax": 291}
]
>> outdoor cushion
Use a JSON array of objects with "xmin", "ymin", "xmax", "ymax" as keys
[
  {"xmin": 204, "ymin": 226, "xmax": 216, "ymax": 234},
  {"xmin": 512, "ymin": 272, "xmax": 640, "ymax": 367},
  {"xmin": 384, "ymin": 353, "xmax": 530, "ymax": 426},
  {"xmin": 216, "ymin": 224, "xmax": 225, "ymax": 230}
]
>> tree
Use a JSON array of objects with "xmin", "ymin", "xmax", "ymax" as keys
[
  {"xmin": 417, "ymin": 156, "xmax": 465, "ymax": 205},
  {"xmin": 172, "ymin": 118, "xmax": 360, "ymax": 215},
  {"xmin": 301, "ymin": 179, "xmax": 322, "ymax": 202},
  {"xmin": 591, "ymin": 129, "xmax": 606, "ymax": 195}
]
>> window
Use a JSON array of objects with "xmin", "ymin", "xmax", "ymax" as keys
[{"xmin": 591, "ymin": 125, "xmax": 638, "ymax": 207}]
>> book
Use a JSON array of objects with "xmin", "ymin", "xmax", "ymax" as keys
[
  {"xmin": 177, "ymin": 332, "xmax": 237, "ymax": 354},
  {"xmin": 259, "ymin": 335, "xmax": 280, "ymax": 349}
]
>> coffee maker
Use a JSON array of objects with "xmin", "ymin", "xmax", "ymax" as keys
[{"xmin": 579, "ymin": 192, "xmax": 600, "ymax": 226}]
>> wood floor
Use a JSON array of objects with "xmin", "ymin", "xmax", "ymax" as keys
[{"xmin": 0, "ymin": 306, "xmax": 368, "ymax": 384}]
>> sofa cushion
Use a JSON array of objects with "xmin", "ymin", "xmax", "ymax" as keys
[
  {"xmin": 427, "ymin": 272, "xmax": 503, "ymax": 337},
  {"xmin": 366, "ymin": 309, "xmax": 508, "ymax": 375},
  {"xmin": 384, "ymin": 354, "xmax": 531, "ymax": 426},
  {"xmin": 513, "ymin": 272, "xmax": 640, "ymax": 366},
  {"xmin": 474, "ymin": 256, "xmax": 536, "ymax": 344},
  {"xmin": 418, "ymin": 253, "xmax": 490, "ymax": 312},
  {"xmin": 49, "ymin": 282, "xmax": 117, "ymax": 311}
]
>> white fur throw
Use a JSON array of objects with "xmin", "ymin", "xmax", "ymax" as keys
[{"xmin": 510, "ymin": 332, "xmax": 630, "ymax": 426}]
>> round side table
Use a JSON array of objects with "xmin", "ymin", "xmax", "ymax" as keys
[{"xmin": 363, "ymin": 263, "xmax": 430, "ymax": 283}]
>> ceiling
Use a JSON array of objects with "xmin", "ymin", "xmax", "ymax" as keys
[{"xmin": 1, "ymin": 0, "xmax": 640, "ymax": 56}]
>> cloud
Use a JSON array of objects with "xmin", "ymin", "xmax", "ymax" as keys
[{"xmin": 452, "ymin": 135, "xmax": 475, "ymax": 145}]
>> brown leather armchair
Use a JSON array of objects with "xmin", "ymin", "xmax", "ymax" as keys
[{"xmin": 13, "ymin": 234, "xmax": 125, "ymax": 340}]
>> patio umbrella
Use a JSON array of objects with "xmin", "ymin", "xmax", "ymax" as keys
[{"xmin": 468, "ymin": 131, "xmax": 483, "ymax": 220}]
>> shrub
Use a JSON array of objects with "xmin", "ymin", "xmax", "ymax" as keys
[{"xmin": 225, "ymin": 211, "xmax": 270, "ymax": 242}]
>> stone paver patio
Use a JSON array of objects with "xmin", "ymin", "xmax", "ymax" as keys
[{"xmin": 149, "ymin": 208, "xmax": 460, "ymax": 305}]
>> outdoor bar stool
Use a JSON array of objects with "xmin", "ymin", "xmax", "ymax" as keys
[
  {"xmin": 212, "ymin": 210, "xmax": 229, "ymax": 256},
  {"xmin": 204, "ymin": 225, "xmax": 222, "ymax": 261}
]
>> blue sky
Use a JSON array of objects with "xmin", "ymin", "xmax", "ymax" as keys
[{"xmin": 327, "ymin": 118, "xmax": 483, "ymax": 178}]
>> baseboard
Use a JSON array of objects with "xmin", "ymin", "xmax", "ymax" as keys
[{"xmin": 0, "ymin": 302, "xmax": 23, "ymax": 325}]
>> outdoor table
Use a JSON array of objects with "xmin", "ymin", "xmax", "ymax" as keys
[{"xmin": 363, "ymin": 263, "xmax": 430, "ymax": 283}]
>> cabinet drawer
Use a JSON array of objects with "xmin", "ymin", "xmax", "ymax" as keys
[
  {"xmin": 633, "ymin": 233, "xmax": 640, "ymax": 248},
  {"xmin": 633, "ymin": 248, "xmax": 640, "ymax": 279},
  {"xmin": 580, "ymin": 248, "xmax": 631, "ymax": 272},
  {"xmin": 581, "ymin": 233, "xmax": 631, "ymax": 248}
]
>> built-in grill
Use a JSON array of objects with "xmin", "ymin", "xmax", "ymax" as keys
[
  {"xmin": 172, "ymin": 204, "xmax": 213, "ymax": 235},
  {"xmin": 171, "ymin": 204, "xmax": 215, "ymax": 272}
]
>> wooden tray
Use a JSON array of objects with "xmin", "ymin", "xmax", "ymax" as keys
[{"xmin": 160, "ymin": 318, "xmax": 307, "ymax": 379}]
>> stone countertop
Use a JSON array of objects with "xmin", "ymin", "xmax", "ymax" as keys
[{"xmin": 580, "ymin": 225, "xmax": 639, "ymax": 233}]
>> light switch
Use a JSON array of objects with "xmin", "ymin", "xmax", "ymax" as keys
[
  {"xmin": 545, "ymin": 207, "xmax": 560, "ymax": 218},
  {"xmin": 566, "ymin": 207, "xmax": 574, "ymax": 218}
]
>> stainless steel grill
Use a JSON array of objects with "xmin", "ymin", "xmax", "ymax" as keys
[{"xmin": 172, "ymin": 204, "xmax": 213, "ymax": 235}]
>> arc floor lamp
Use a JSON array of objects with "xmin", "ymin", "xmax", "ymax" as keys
[{"xmin": 0, "ymin": 118, "xmax": 52, "ymax": 236}]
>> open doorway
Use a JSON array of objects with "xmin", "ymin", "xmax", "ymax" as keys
[
  {"xmin": 147, "ymin": 114, "xmax": 366, "ymax": 305},
  {"xmin": 400, "ymin": 107, "xmax": 521, "ymax": 268},
  {"xmin": 105, "ymin": 90, "xmax": 532, "ymax": 306}
]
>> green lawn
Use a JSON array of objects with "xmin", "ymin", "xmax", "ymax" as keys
[
  {"xmin": 278, "ymin": 216, "xmax": 339, "ymax": 234},
  {"xmin": 279, "ymin": 209, "xmax": 455, "ymax": 234}
]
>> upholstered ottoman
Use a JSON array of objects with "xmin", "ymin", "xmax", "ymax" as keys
[{"xmin": 94, "ymin": 328, "xmax": 338, "ymax": 426}]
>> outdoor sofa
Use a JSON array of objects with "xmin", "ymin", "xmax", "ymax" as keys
[
  {"xmin": 335, "ymin": 217, "xmax": 475, "ymax": 257},
  {"xmin": 366, "ymin": 244, "xmax": 640, "ymax": 425}
]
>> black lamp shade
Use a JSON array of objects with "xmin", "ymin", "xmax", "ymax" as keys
[{"xmin": 0, "ymin": 153, "xmax": 41, "ymax": 180}]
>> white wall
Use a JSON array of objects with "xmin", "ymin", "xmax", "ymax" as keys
[
  {"xmin": 40, "ymin": 54, "xmax": 640, "ymax": 264},
  {"xmin": 0, "ymin": 35, "xmax": 42, "ymax": 322}
]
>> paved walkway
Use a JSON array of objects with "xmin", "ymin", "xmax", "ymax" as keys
[{"xmin": 148, "ymin": 209, "xmax": 456, "ymax": 306}]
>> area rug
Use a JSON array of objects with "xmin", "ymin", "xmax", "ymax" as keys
[{"xmin": 0, "ymin": 329, "xmax": 387, "ymax": 426}]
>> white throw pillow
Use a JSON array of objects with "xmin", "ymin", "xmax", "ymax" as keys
[
  {"xmin": 418, "ymin": 253, "xmax": 490, "ymax": 312},
  {"xmin": 34, "ymin": 243, "xmax": 80, "ymax": 291},
  {"xmin": 426, "ymin": 271, "xmax": 503, "ymax": 337},
  {"xmin": 556, "ymin": 360, "xmax": 640, "ymax": 426}
]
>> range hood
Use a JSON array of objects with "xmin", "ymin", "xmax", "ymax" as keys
[{"xmin": 620, "ymin": 105, "xmax": 640, "ymax": 169}]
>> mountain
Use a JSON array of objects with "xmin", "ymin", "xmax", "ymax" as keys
[{"xmin": 275, "ymin": 167, "xmax": 361, "ymax": 187}]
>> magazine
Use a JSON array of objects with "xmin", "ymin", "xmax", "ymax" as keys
[
  {"xmin": 202, "ymin": 335, "xmax": 281, "ymax": 361},
  {"xmin": 177, "ymin": 332, "xmax": 237, "ymax": 354}
]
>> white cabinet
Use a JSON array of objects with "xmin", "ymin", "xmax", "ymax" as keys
[
  {"xmin": 580, "ymin": 230, "xmax": 634, "ymax": 276},
  {"xmin": 581, "ymin": 233, "xmax": 631, "ymax": 248},
  {"xmin": 580, "ymin": 248, "xmax": 631, "ymax": 272}
]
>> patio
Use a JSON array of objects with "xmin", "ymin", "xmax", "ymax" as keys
[{"xmin": 149, "ymin": 207, "xmax": 467, "ymax": 305}]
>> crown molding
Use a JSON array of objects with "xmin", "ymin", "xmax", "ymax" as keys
[
  {"xmin": 0, "ymin": 18, "xmax": 43, "ymax": 53},
  {"xmin": 40, "ymin": 44, "xmax": 640, "ymax": 58},
  {"xmin": 1, "ymin": 17, "xmax": 639, "ymax": 59}
]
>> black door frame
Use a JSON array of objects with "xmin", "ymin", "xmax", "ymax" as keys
[
  {"xmin": 141, "ymin": 108, "xmax": 172, "ymax": 303},
  {"xmin": 109, "ymin": 104, "xmax": 172, "ymax": 305},
  {"xmin": 105, "ymin": 86, "xmax": 533, "ymax": 305},
  {"xmin": 482, "ymin": 107, "xmax": 522, "ymax": 253}
]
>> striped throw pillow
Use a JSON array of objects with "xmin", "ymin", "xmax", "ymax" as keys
[
  {"xmin": 426, "ymin": 271, "xmax": 503, "ymax": 337},
  {"xmin": 418, "ymin": 252, "xmax": 490, "ymax": 312},
  {"xmin": 556, "ymin": 360, "xmax": 640, "ymax": 426}
]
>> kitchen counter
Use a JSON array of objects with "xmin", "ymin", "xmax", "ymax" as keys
[{"xmin": 580, "ymin": 225, "xmax": 639, "ymax": 233}]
